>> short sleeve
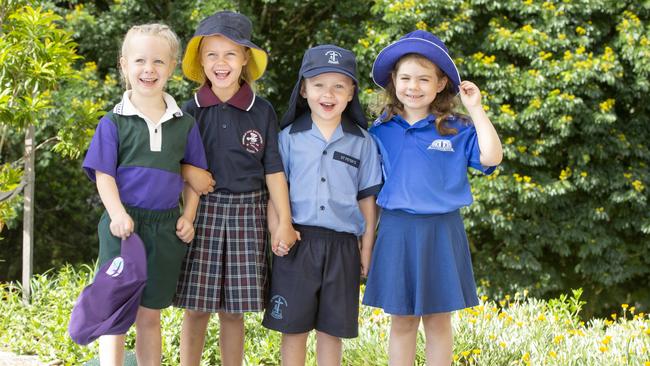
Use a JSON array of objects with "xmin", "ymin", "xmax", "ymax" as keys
[
  {"xmin": 82, "ymin": 116, "xmax": 119, "ymax": 181},
  {"xmin": 357, "ymin": 134, "xmax": 383, "ymax": 200},
  {"xmin": 182, "ymin": 122, "xmax": 208, "ymax": 169},
  {"xmin": 262, "ymin": 106, "xmax": 285, "ymax": 174},
  {"xmin": 278, "ymin": 129, "xmax": 290, "ymax": 179},
  {"xmin": 465, "ymin": 125, "xmax": 496, "ymax": 175}
]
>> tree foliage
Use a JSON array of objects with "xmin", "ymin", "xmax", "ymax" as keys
[{"xmin": 354, "ymin": 0, "xmax": 650, "ymax": 316}]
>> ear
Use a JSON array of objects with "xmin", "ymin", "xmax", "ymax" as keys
[
  {"xmin": 119, "ymin": 56, "xmax": 127, "ymax": 72},
  {"xmin": 299, "ymin": 80, "xmax": 307, "ymax": 98},
  {"xmin": 436, "ymin": 76, "xmax": 448, "ymax": 93}
]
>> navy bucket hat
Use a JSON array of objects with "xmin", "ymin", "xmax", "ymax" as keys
[
  {"xmin": 372, "ymin": 30, "xmax": 461, "ymax": 94},
  {"xmin": 68, "ymin": 234, "xmax": 147, "ymax": 345},
  {"xmin": 280, "ymin": 44, "xmax": 366, "ymax": 129}
]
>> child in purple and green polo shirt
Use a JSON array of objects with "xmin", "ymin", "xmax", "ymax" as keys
[{"xmin": 82, "ymin": 24, "xmax": 208, "ymax": 365}]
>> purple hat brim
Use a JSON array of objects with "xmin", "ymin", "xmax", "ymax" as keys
[{"xmin": 371, "ymin": 38, "xmax": 461, "ymax": 94}]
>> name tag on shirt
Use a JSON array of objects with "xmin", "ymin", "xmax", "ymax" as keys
[{"xmin": 333, "ymin": 151, "xmax": 360, "ymax": 168}]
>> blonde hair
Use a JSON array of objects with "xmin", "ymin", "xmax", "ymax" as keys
[
  {"xmin": 196, "ymin": 37, "xmax": 255, "ymax": 90},
  {"xmin": 119, "ymin": 23, "xmax": 180, "ymax": 89},
  {"xmin": 379, "ymin": 53, "xmax": 460, "ymax": 135}
]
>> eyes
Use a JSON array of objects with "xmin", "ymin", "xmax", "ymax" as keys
[
  {"xmin": 312, "ymin": 82, "xmax": 348, "ymax": 89},
  {"xmin": 133, "ymin": 58, "xmax": 167, "ymax": 65},
  {"xmin": 398, "ymin": 76, "xmax": 432, "ymax": 83},
  {"xmin": 204, "ymin": 51, "xmax": 241, "ymax": 58}
]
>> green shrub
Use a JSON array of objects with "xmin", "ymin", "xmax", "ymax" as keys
[{"xmin": 1, "ymin": 267, "xmax": 649, "ymax": 365}]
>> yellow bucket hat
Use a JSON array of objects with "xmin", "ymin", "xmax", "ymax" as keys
[{"xmin": 182, "ymin": 11, "xmax": 268, "ymax": 84}]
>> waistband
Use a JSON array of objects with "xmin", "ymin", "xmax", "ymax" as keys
[
  {"xmin": 122, "ymin": 206, "xmax": 180, "ymax": 221},
  {"xmin": 294, "ymin": 224, "xmax": 357, "ymax": 241},
  {"xmin": 381, "ymin": 208, "xmax": 460, "ymax": 220},
  {"xmin": 204, "ymin": 189, "xmax": 269, "ymax": 204}
]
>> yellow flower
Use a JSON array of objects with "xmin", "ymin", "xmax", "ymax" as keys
[
  {"xmin": 473, "ymin": 349, "xmax": 481, "ymax": 355},
  {"xmin": 622, "ymin": 304, "xmax": 629, "ymax": 310},
  {"xmin": 416, "ymin": 20, "xmax": 427, "ymax": 30},
  {"xmin": 576, "ymin": 26, "xmax": 587, "ymax": 35},
  {"xmin": 602, "ymin": 335, "xmax": 612, "ymax": 345},
  {"xmin": 461, "ymin": 351, "xmax": 471, "ymax": 358},
  {"xmin": 499, "ymin": 341, "xmax": 507, "ymax": 348},
  {"xmin": 553, "ymin": 335, "xmax": 564, "ymax": 344},
  {"xmin": 600, "ymin": 345, "xmax": 608, "ymax": 352},
  {"xmin": 549, "ymin": 351, "xmax": 557, "ymax": 358},
  {"xmin": 580, "ymin": 171, "xmax": 588, "ymax": 177},
  {"xmin": 560, "ymin": 167, "xmax": 572, "ymax": 181},
  {"xmin": 599, "ymin": 99, "xmax": 615, "ymax": 112}
]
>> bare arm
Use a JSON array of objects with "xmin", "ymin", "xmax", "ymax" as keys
[
  {"xmin": 459, "ymin": 80, "xmax": 503, "ymax": 167},
  {"xmin": 181, "ymin": 164, "xmax": 215, "ymax": 195},
  {"xmin": 96, "ymin": 171, "xmax": 133, "ymax": 239},
  {"xmin": 176, "ymin": 183, "xmax": 200, "ymax": 243},
  {"xmin": 358, "ymin": 195, "xmax": 378, "ymax": 277}
]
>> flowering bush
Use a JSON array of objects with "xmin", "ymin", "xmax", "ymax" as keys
[
  {"xmin": 354, "ymin": 0, "xmax": 650, "ymax": 316},
  {"xmin": 1, "ymin": 267, "xmax": 649, "ymax": 365}
]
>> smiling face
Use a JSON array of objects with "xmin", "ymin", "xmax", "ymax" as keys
[
  {"xmin": 200, "ymin": 35, "xmax": 249, "ymax": 100},
  {"xmin": 120, "ymin": 33, "xmax": 176, "ymax": 99},
  {"xmin": 300, "ymin": 72, "xmax": 355, "ymax": 126},
  {"xmin": 392, "ymin": 56, "xmax": 448, "ymax": 122}
]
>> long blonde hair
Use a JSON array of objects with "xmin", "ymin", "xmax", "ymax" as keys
[
  {"xmin": 119, "ymin": 23, "xmax": 180, "ymax": 89},
  {"xmin": 379, "ymin": 53, "xmax": 460, "ymax": 135}
]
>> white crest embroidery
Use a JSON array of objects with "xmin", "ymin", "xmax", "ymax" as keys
[
  {"xmin": 105, "ymin": 257, "xmax": 124, "ymax": 277},
  {"xmin": 427, "ymin": 139, "xmax": 454, "ymax": 152},
  {"xmin": 325, "ymin": 50, "xmax": 342, "ymax": 64}
]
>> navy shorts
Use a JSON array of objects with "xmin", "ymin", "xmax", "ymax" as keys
[{"xmin": 262, "ymin": 225, "xmax": 360, "ymax": 338}]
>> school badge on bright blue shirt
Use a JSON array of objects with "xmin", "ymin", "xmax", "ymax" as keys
[{"xmin": 369, "ymin": 114, "xmax": 496, "ymax": 214}]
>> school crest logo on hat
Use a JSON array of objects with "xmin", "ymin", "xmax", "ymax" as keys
[
  {"xmin": 325, "ymin": 50, "xmax": 342, "ymax": 64},
  {"xmin": 372, "ymin": 30, "xmax": 461, "ymax": 94},
  {"xmin": 182, "ymin": 11, "xmax": 268, "ymax": 84},
  {"xmin": 68, "ymin": 234, "xmax": 147, "ymax": 345}
]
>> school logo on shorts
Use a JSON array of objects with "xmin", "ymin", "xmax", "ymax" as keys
[
  {"xmin": 325, "ymin": 50, "xmax": 342, "ymax": 64},
  {"xmin": 270, "ymin": 295, "xmax": 288, "ymax": 320},
  {"xmin": 242, "ymin": 129, "xmax": 264, "ymax": 153},
  {"xmin": 105, "ymin": 257, "xmax": 124, "ymax": 277},
  {"xmin": 427, "ymin": 139, "xmax": 454, "ymax": 152}
]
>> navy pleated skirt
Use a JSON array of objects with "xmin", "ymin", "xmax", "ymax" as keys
[{"xmin": 363, "ymin": 209, "xmax": 479, "ymax": 315}]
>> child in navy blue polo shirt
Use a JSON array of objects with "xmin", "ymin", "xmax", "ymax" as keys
[
  {"xmin": 362, "ymin": 30, "xmax": 503, "ymax": 365},
  {"xmin": 173, "ymin": 11, "xmax": 298, "ymax": 366},
  {"xmin": 262, "ymin": 45, "xmax": 383, "ymax": 365}
]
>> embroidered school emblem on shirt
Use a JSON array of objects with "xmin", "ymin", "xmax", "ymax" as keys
[
  {"xmin": 105, "ymin": 257, "xmax": 124, "ymax": 277},
  {"xmin": 242, "ymin": 129, "xmax": 264, "ymax": 153},
  {"xmin": 325, "ymin": 50, "xmax": 342, "ymax": 64},
  {"xmin": 427, "ymin": 139, "xmax": 454, "ymax": 152},
  {"xmin": 270, "ymin": 295, "xmax": 288, "ymax": 320}
]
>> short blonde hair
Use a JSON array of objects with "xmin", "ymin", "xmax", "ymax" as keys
[
  {"xmin": 119, "ymin": 23, "xmax": 180, "ymax": 88},
  {"xmin": 121, "ymin": 23, "xmax": 180, "ymax": 61}
]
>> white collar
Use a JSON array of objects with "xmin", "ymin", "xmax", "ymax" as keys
[{"xmin": 113, "ymin": 90, "xmax": 183, "ymax": 122}]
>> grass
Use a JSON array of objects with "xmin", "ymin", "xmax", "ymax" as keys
[{"xmin": 1, "ymin": 265, "xmax": 649, "ymax": 365}]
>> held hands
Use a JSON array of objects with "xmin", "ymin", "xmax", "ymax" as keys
[
  {"xmin": 271, "ymin": 222, "xmax": 300, "ymax": 257},
  {"xmin": 176, "ymin": 215, "xmax": 195, "ymax": 243},
  {"xmin": 458, "ymin": 80, "xmax": 483, "ymax": 110},
  {"xmin": 109, "ymin": 211, "xmax": 134, "ymax": 240}
]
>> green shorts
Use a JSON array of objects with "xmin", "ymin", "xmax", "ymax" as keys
[{"xmin": 97, "ymin": 206, "xmax": 187, "ymax": 309}]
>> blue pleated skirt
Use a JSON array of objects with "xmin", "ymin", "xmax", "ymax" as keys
[{"xmin": 363, "ymin": 209, "xmax": 479, "ymax": 315}]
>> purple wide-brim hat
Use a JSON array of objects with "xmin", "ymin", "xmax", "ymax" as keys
[
  {"xmin": 371, "ymin": 30, "xmax": 461, "ymax": 94},
  {"xmin": 68, "ymin": 233, "xmax": 147, "ymax": 345}
]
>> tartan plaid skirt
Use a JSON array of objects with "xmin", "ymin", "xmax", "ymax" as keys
[{"xmin": 174, "ymin": 190, "xmax": 269, "ymax": 313}]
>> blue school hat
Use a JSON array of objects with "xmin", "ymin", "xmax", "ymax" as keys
[
  {"xmin": 68, "ymin": 233, "xmax": 147, "ymax": 345},
  {"xmin": 372, "ymin": 30, "xmax": 461, "ymax": 94},
  {"xmin": 281, "ymin": 45, "xmax": 367, "ymax": 129}
]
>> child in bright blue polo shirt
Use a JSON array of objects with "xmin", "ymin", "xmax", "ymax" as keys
[
  {"xmin": 82, "ymin": 24, "xmax": 208, "ymax": 365},
  {"xmin": 262, "ymin": 45, "xmax": 382, "ymax": 365},
  {"xmin": 362, "ymin": 30, "xmax": 503, "ymax": 365}
]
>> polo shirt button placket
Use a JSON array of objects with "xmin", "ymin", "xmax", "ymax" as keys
[
  {"xmin": 320, "ymin": 205, "xmax": 325, "ymax": 211},
  {"xmin": 321, "ymin": 177, "xmax": 326, "ymax": 182},
  {"xmin": 222, "ymin": 123, "xmax": 227, "ymax": 129}
]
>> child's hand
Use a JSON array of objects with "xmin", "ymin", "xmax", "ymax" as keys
[
  {"xmin": 183, "ymin": 165, "xmax": 216, "ymax": 195},
  {"xmin": 359, "ymin": 240, "xmax": 373, "ymax": 277},
  {"xmin": 109, "ymin": 211, "xmax": 134, "ymax": 240},
  {"xmin": 459, "ymin": 80, "xmax": 483, "ymax": 110},
  {"xmin": 176, "ymin": 215, "xmax": 195, "ymax": 243}
]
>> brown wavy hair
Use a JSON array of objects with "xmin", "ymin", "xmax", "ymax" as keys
[{"xmin": 378, "ymin": 53, "xmax": 460, "ymax": 135}]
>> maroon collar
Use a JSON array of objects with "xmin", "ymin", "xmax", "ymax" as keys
[{"xmin": 195, "ymin": 82, "xmax": 255, "ymax": 111}]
